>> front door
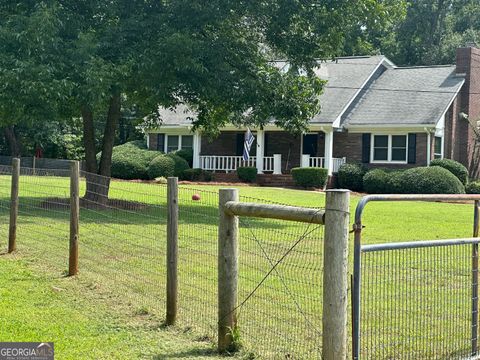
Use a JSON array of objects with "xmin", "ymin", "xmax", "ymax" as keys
[{"xmin": 302, "ymin": 134, "xmax": 318, "ymax": 156}]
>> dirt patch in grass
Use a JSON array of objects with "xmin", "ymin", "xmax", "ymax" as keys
[{"xmin": 39, "ymin": 197, "xmax": 149, "ymax": 211}]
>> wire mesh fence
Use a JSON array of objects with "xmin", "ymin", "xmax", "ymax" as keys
[
  {"xmin": 1, "ymin": 164, "xmax": 328, "ymax": 358},
  {"xmin": 235, "ymin": 197, "xmax": 324, "ymax": 358},
  {"xmin": 358, "ymin": 241, "xmax": 476, "ymax": 359}
]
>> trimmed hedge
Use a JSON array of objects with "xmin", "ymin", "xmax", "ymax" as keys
[
  {"xmin": 180, "ymin": 168, "xmax": 213, "ymax": 182},
  {"xmin": 337, "ymin": 163, "xmax": 366, "ymax": 191},
  {"xmin": 466, "ymin": 181, "xmax": 480, "ymax": 194},
  {"xmin": 147, "ymin": 155, "xmax": 176, "ymax": 179},
  {"xmin": 237, "ymin": 166, "xmax": 257, "ymax": 183},
  {"xmin": 174, "ymin": 149, "xmax": 193, "ymax": 167},
  {"xmin": 106, "ymin": 141, "xmax": 161, "ymax": 180},
  {"xmin": 361, "ymin": 166, "xmax": 465, "ymax": 194},
  {"xmin": 166, "ymin": 153, "xmax": 190, "ymax": 176},
  {"xmin": 363, "ymin": 169, "xmax": 390, "ymax": 194},
  {"xmin": 430, "ymin": 158, "xmax": 468, "ymax": 185},
  {"xmin": 291, "ymin": 167, "xmax": 328, "ymax": 188}
]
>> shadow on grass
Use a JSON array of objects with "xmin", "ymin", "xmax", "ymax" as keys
[
  {"xmin": 9, "ymin": 197, "xmax": 296, "ymax": 230},
  {"xmin": 152, "ymin": 348, "xmax": 220, "ymax": 359}
]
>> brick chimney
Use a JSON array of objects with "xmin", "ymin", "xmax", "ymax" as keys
[{"xmin": 454, "ymin": 46, "xmax": 480, "ymax": 170}]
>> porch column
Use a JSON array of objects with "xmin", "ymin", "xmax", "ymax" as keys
[
  {"xmin": 193, "ymin": 132, "xmax": 202, "ymax": 169},
  {"xmin": 256, "ymin": 130, "xmax": 265, "ymax": 174},
  {"xmin": 324, "ymin": 130, "xmax": 334, "ymax": 175}
]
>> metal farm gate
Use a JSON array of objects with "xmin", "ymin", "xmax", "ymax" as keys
[{"xmin": 352, "ymin": 194, "xmax": 480, "ymax": 360}]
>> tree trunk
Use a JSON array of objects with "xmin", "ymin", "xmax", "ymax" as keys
[
  {"xmin": 3, "ymin": 126, "xmax": 21, "ymax": 157},
  {"xmin": 82, "ymin": 94, "xmax": 121, "ymax": 206}
]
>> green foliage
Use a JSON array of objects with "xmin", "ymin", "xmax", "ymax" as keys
[
  {"xmin": 430, "ymin": 158, "xmax": 469, "ymax": 185},
  {"xmin": 337, "ymin": 163, "xmax": 367, "ymax": 192},
  {"xmin": 396, "ymin": 167, "xmax": 465, "ymax": 194},
  {"xmin": 180, "ymin": 168, "xmax": 213, "ymax": 182},
  {"xmin": 147, "ymin": 156, "xmax": 176, "ymax": 179},
  {"xmin": 174, "ymin": 149, "xmax": 193, "ymax": 167},
  {"xmin": 466, "ymin": 181, "xmax": 480, "ymax": 194},
  {"xmin": 291, "ymin": 167, "xmax": 328, "ymax": 188},
  {"xmin": 165, "ymin": 153, "xmax": 190, "ymax": 177},
  {"xmin": 107, "ymin": 141, "xmax": 160, "ymax": 180},
  {"xmin": 363, "ymin": 169, "xmax": 391, "ymax": 194},
  {"xmin": 237, "ymin": 167, "xmax": 257, "ymax": 183},
  {"xmin": 362, "ymin": 166, "xmax": 465, "ymax": 194}
]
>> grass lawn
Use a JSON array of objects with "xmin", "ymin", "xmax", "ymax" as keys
[{"xmin": 0, "ymin": 175, "xmax": 478, "ymax": 359}]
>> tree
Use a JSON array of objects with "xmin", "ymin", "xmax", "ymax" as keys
[
  {"xmin": 1, "ymin": 0, "xmax": 408, "ymax": 201},
  {"xmin": 0, "ymin": 2, "xmax": 71, "ymax": 156},
  {"xmin": 376, "ymin": 0, "xmax": 480, "ymax": 66}
]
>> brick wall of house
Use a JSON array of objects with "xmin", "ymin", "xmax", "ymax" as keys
[
  {"xmin": 201, "ymin": 131, "xmax": 239, "ymax": 156},
  {"xmin": 264, "ymin": 131, "xmax": 302, "ymax": 170},
  {"xmin": 200, "ymin": 131, "xmax": 302, "ymax": 172},
  {"xmin": 333, "ymin": 132, "xmax": 428, "ymax": 168},
  {"xmin": 148, "ymin": 133, "xmax": 158, "ymax": 150}
]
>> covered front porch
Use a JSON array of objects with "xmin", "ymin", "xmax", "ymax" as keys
[{"xmin": 196, "ymin": 129, "xmax": 345, "ymax": 175}]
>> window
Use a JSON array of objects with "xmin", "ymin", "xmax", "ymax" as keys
[
  {"xmin": 371, "ymin": 134, "xmax": 408, "ymax": 163},
  {"xmin": 181, "ymin": 135, "xmax": 193, "ymax": 150},
  {"xmin": 434, "ymin": 136, "xmax": 443, "ymax": 159},
  {"xmin": 167, "ymin": 135, "xmax": 179, "ymax": 153},
  {"xmin": 391, "ymin": 135, "xmax": 407, "ymax": 161},
  {"xmin": 373, "ymin": 135, "xmax": 388, "ymax": 161}
]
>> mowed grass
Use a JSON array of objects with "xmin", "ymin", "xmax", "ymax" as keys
[{"xmin": 0, "ymin": 174, "xmax": 478, "ymax": 359}]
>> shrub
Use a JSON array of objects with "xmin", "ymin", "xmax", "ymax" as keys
[
  {"xmin": 180, "ymin": 168, "xmax": 213, "ymax": 182},
  {"xmin": 166, "ymin": 153, "xmax": 190, "ymax": 176},
  {"xmin": 430, "ymin": 158, "xmax": 468, "ymax": 185},
  {"xmin": 237, "ymin": 167, "xmax": 257, "ymax": 183},
  {"xmin": 386, "ymin": 170, "xmax": 404, "ymax": 194},
  {"xmin": 397, "ymin": 166, "xmax": 465, "ymax": 194},
  {"xmin": 466, "ymin": 181, "xmax": 480, "ymax": 194},
  {"xmin": 174, "ymin": 149, "xmax": 193, "ymax": 167},
  {"xmin": 106, "ymin": 142, "xmax": 161, "ymax": 180},
  {"xmin": 147, "ymin": 155, "xmax": 176, "ymax": 179},
  {"xmin": 337, "ymin": 163, "xmax": 366, "ymax": 191},
  {"xmin": 291, "ymin": 167, "xmax": 328, "ymax": 188},
  {"xmin": 363, "ymin": 169, "xmax": 390, "ymax": 194}
]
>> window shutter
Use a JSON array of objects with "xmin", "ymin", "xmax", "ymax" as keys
[
  {"xmin": 236, "ymin": 133, "xmax": 244, "ymax": 156},
  {"xmin": 408, "ymin": 133, "xmax": 416, "ymax": 164},
  {"xmin": 157, "ymin": 134, "xmax": 165, "ymax": 152},
  {"xmin": 362, "ymin": 133, "xmax": 371, "ymax": 163}
]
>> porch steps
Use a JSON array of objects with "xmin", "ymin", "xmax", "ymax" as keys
[
  {"xmin": 211, "ymin": 173, "xmax": 296, "ymax": 187},
  {"xmin": 257, "ymin": 174, "xmax": 295, "ymax": 187}
]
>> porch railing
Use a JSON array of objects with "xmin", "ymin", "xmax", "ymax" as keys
[
  {"xmin": 303, "ymin": 155, "xmax": 347, "ymax": 173},
  {"xmin": 200, "ymin": 155, "xmax": 277, "ymax": 173},
  {"xmin": 200, "ymin": 155, "xmax": 256, "ymax": 172}
]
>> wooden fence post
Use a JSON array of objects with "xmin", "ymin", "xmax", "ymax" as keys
[
  {"xmin": 8, "ymin": 158, "xmax": 20, "ymax": 253},
  {"xmin": 322, "ymin": 189, "xmax": 350, "ymax": 360},
  {"xmin": 218, "ymin": 188, "xmax": 239, "ymax": 353},
  {"xmin": 166, "ymin": 177, "xmax": 179, "ymax": 326},
  {"xmin": 69, "ymin": 160, "xmax": 80, "ymax": 276}
]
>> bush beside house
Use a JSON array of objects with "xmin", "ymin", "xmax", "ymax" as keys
[
  {"xmin": 429, "ymin": 158, "xmax": 468, "ymax": 185},
  {"xmin": 237, "ymin": 167, "xmax": 257, "ymax": 183},
  {"xmin": 291, "ymin": 167, "xmax": 328, "ymax": 188},
  {"xmin": 338, "ymin": 159, "xmax": 467, "ymax": 194},
  {"xmin": 337, "ymin": 163, "xmax": 366, "ymax": 192},
  {"xmin": 180, "ymin": 168, "xmax": 213, "ymax": 182},
  {"xmin": 106, "ymin": 141, "xmax": 161, "ymax": 180},
  {"xmin": 466, "ymin": 181, "xmax": 480, "ymax": 194}
]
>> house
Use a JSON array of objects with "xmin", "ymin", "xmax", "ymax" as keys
[{"xmin": 146, "ymin": 46, "xmax": 480, "ymax": 182}]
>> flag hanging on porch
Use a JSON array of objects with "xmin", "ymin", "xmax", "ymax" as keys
[{"xmin": 243, "ymin": 128, "xmax": 255, "ymax": 161}]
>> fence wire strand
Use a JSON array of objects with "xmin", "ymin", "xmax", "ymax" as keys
[{"xmin": 1, "ymin": 167, "xmax": 327, "ymax": 358}]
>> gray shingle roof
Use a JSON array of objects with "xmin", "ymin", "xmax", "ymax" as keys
[
  {"xmin": 154, "ymin": 57, "xmax": 466, "ymax": 129},
  {"xmin": 343, "ymin": 66, "xmax": 465, "ymax": 127},
  {"xmin": 312, "ymin": 56, "xmax": 386, "ymax": 123}
]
